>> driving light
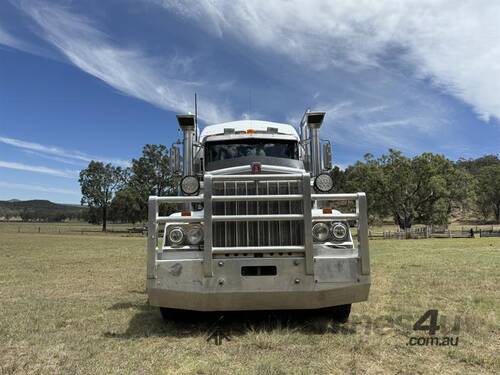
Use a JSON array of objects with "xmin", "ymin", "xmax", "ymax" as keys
[
  {"xmin": 186, "ymin": 225, "xmax": 203, "ymax": 245},
  {"xmin": 312, "ymin": 222, "xmax": 330, "ymax": 242},
  {"xmin": 314, "ymin": 173, "xmax": 333, "ymax": 192},
  {"xmin": 331, "ymin": 222, "xmax": 348, "ymax": 241},
  {"xmin": 168, "ymin": 227, "xmax": 185, "ymax": 245},
  {"xmin": 180, "ymin": 175, "xmax": 200, "ymax": 195}
]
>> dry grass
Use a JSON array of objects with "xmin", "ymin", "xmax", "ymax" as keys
[{"xmin": 0, "ymin": 225, "xmax": 499, "ymax": 374}]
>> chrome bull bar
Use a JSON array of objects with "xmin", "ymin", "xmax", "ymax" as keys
[{"xmin": 147, "ymin": 173, "xmax": 369, "ymax": 279}]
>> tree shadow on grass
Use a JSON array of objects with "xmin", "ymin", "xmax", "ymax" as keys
[{"xmin": 103, "ymin": 302, "xmax": 356, "ymax": 340}]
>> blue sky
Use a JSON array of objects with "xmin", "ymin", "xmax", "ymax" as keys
[{"xmin": 1, "ymin": 0, "xmax": 499, "ymax": 203}]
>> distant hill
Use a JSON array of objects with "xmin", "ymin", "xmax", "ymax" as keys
[{"xmin": 0, "ymin": 200, "xmax": 86, "ymax": 222}]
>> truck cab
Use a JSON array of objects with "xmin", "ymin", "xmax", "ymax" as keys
[{"xmin": 146, "ymin": 112, "xmax": 370, "ymax": 321}]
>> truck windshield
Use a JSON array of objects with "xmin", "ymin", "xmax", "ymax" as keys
[{"xmin": 205, "ymin": 139, "xmax": 299, "ymax": 162}]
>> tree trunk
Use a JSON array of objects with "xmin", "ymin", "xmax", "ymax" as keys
[
  {"xmin": 394, "ymin": 212, "xmax": 413, "ymax": 230},
  {"xmin": 495, "ymin": 202, "xmax": 500, "ymax": 222},
  {"xmin": 102, "ymin": 206, "xmax": 107, "ymax": 232}
]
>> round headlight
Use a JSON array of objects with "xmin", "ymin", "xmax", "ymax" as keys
[
  {"xmin": 312, "ymin": 222, "xmax": 330, "ymax": 242},
  {"xmin": 331, "ymin": 222, "xmax": 348, "ymax": 241},
  {"xmin": 180, "ymin": 175, "xmax": 200, "ymax": 195},
  {"xmin": 314, "ymin": 173, "xmax": 334, "ymax": 192},
  {"xmin": 186, "ymin": 225, "xmax": 203, "ymax": 245},
  {"xmin": 168, "ymin": 227, "xmax": 184, "ymax": 245}
]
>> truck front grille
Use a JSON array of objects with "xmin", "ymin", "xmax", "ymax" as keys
[{"xmin": 212, "ymin": 180, "xmax": 304, "ymax": 248}]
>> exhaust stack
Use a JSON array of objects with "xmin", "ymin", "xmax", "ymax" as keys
[
  {"xmin": 176, "ymin": 114, "xmax": 196, "ymax": 176},
  {"xmin": 306, "ymin": 112, "xmax": 326, "ymax": 176}
]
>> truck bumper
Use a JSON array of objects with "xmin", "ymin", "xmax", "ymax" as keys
[{"xmin": 147, "ymin": 254, "xmax": 370, "ymax": 311}]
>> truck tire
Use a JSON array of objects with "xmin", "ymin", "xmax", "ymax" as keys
[
  {"xmin": 159, "ymin": 307, "xmax": 183, "ymax": 321},
  {"xmin": 331, "ymin": 304, "xmax": 351, "ymax": 323},
  {"xmin": 159, "ymin": 307, "xmax": 202, "ymax": 322}
]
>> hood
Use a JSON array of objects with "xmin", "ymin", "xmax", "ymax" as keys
[{"xmin": 207, "ymin": 163, "xmax": 306, "ymax": 176}]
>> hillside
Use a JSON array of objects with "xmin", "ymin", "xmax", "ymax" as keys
[{"xmin": 0, "ymin": 200, "xmax": 85, "ymax": 222}]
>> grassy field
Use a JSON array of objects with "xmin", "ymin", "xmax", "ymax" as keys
[{"xmin": 0, "ymin": 225, "xmax": 499, "ymax": 374}]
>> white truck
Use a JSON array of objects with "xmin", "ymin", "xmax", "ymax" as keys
[{"xmin": 146, "ymin": 111, "xmax": 370, "ymax": 321}]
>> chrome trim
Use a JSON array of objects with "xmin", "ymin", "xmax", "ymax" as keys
[
  {"xmin": 212, "ymin": 246, "xmax": 305, "ymax": 254},
  {"xmin": 212, "ymin": 174, "xmax": 304, "ymax": 181},
  {"xmin": 147, "ymin": 178, "xmax": 370, "ymax": 279},
  {"xmin": 302, "ymin": 173, "xmax": 314, "ymax": 274},
  {"xmin": 212, "ymin": 194, "xmax": 303, "ymax": 202},
  {"xmin": 212, "ymin": 214, "xmax": 304, "ymax": 222},
  {"xmin": 203, "ymin": 174, "xmax": 213, "ymax": 276}
]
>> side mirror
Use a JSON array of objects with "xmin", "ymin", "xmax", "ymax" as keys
[
  {"xmin": 170, "ymin": 145, "xmax": 181, "ymax": 174},
  {"xmin": 299, "ymin": 141, "xmax": 310, "ymax": 171},
  {"xmin": 322, "ymin": 142, "xmax": 332, "ymax": 170},
  {"xmin": 193, "ymin": 144, "xmax": 204, "ymax": 174}
]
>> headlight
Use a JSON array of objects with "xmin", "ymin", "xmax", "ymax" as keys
[
  {"xmin": 331, "ymin": 222, "xmax": 348, "ymax": 241},
  {"xmin": 186, "ymin": 225, "xmax": 203, "ymax": 245},
  {"xmin": 180, "ymin": 175, "xmax": 200, "ymax": 195},
  {"xmin": 314, "ymin": 173, "xmax": 333, "ymax": 192},
  {"xmin": 312, "ymin": 222, "xmax": 330, "ymax": 242},
  {"xmin": 168, "ymin": 227, "xmax": 185, "ymax": 245}
]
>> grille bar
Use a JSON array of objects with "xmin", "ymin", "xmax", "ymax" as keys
[
  {"xmin": 212, "ymin": 180, "xmax": 304, "ymax": 248},
  {"xmin": 212, "ymin": 246, "xmax": 305, "ymax": 254},
  {"xmin": 212, "ymin": 214, "xmax": 304, "ymax": 222}
]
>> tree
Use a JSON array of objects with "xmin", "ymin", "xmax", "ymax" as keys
[
  {"xmin": 476, "ymin": 164, "xmax": 500, "ymax": 222},
  {"xmin": 457, "ymin": 155, "xmax": 500, "ymax": 222},
  {"xmin": 128, "ymin": 144, "xmax": 176, "ymax": 219},
  {"xmin": 344, "ymin": 153, "xmax": 387, "ymax": 224},
  {"xmin": 109, "ymin": 188, "xmax": 143, "ymax": 224},
  {"xmin": 79, "ymin": 161, "xmax": 125, "ymax": 231},
  {"xmin": 411, "ymin": 153, "xmax": 474, "ymax": 227},
  {"xmin": 329, "ymin": 165, "xmax": 347, "ymax": 193},
  {"xmin": 344, "ymin": 149, "xmax": 473, "ymax": 229}
]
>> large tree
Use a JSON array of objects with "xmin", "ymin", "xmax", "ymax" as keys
[
  {"xmin": 476, "ymin": 164, "xmax": 500, "ymax": 222},
  {"xmin": 457, "ymin": 155, "xmax": 500, "ymax": 222},
  {"xmin": 128, "ymin": 144, "xmax": 176, "ymax": 219},
  {"xmin": 79, "ymin": 161, "xmax": 125, "ymax": 231},
  {"xmin": 109, "ymin": 188, "xmax": 143, "ymax": 224},
  {"xmin": 344, "ymin": 149, "xmax": 473, "ymax": 229}
]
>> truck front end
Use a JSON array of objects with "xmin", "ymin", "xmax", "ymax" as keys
[{"xmin": 147, "ymin": 112, "xmax": 370, "ymax": 316}]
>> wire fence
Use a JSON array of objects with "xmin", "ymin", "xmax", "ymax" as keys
[
  {"xmin": 2, "ymin": 222, "xmax": 500, "ymax": 240},
  {"xmin": 368, "ymin": 226, "xmax": 500, "ymax": 239}
]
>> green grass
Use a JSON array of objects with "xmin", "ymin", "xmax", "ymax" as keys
[{"xmin": 0, "ymin": 225, "xmax": 499, "ymax": 374}]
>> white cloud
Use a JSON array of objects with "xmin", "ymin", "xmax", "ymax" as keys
[
  {"xmin": 156, "ymin": 0, "xmax": 500, "ymax": 122},
  {"xmin": 0, "ymin": 22, "xmax": 57, "ymax": 60},
  {"xmin": 0, "ymin": 25, "xmax": 25, "ymax": 50},
  {"xmin": 15, "ymin": 0, "xmax": 232, "ymax": 124},
  {"xmin": 21, "ymin": 150, "xmax": 87, "ymax": 167},
  {"xmin": 0, "ymin": 160, "xmax": 78, "ymax": 178},
  {"xmin": 0, "ymin": 181, "xmax": 79, "ymax": 195},
  {"xmin": 0, "ymin": 135, "xmax": 130, "ymax": 167}
]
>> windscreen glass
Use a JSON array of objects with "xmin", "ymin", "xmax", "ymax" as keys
[{"xmin": 205, "ymin": 139, "xmax": 299, "ymax": 162}]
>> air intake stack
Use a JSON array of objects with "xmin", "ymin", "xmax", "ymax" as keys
[
  {"xmin": 176, "ymin": 114, "xmax": 196, "ymax": 176},
  {"xmin": 306, "ymin": 111, "xmax": 326, "ymax": 176}
]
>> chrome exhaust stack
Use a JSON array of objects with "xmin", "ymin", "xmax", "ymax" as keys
[
  {"xmin": 306, "ymin": 111, "xmax": 326, "ymax": 176},
  {"xmin": 176, "ymin": 114, "xmax": 196, "ymax": 176}
]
